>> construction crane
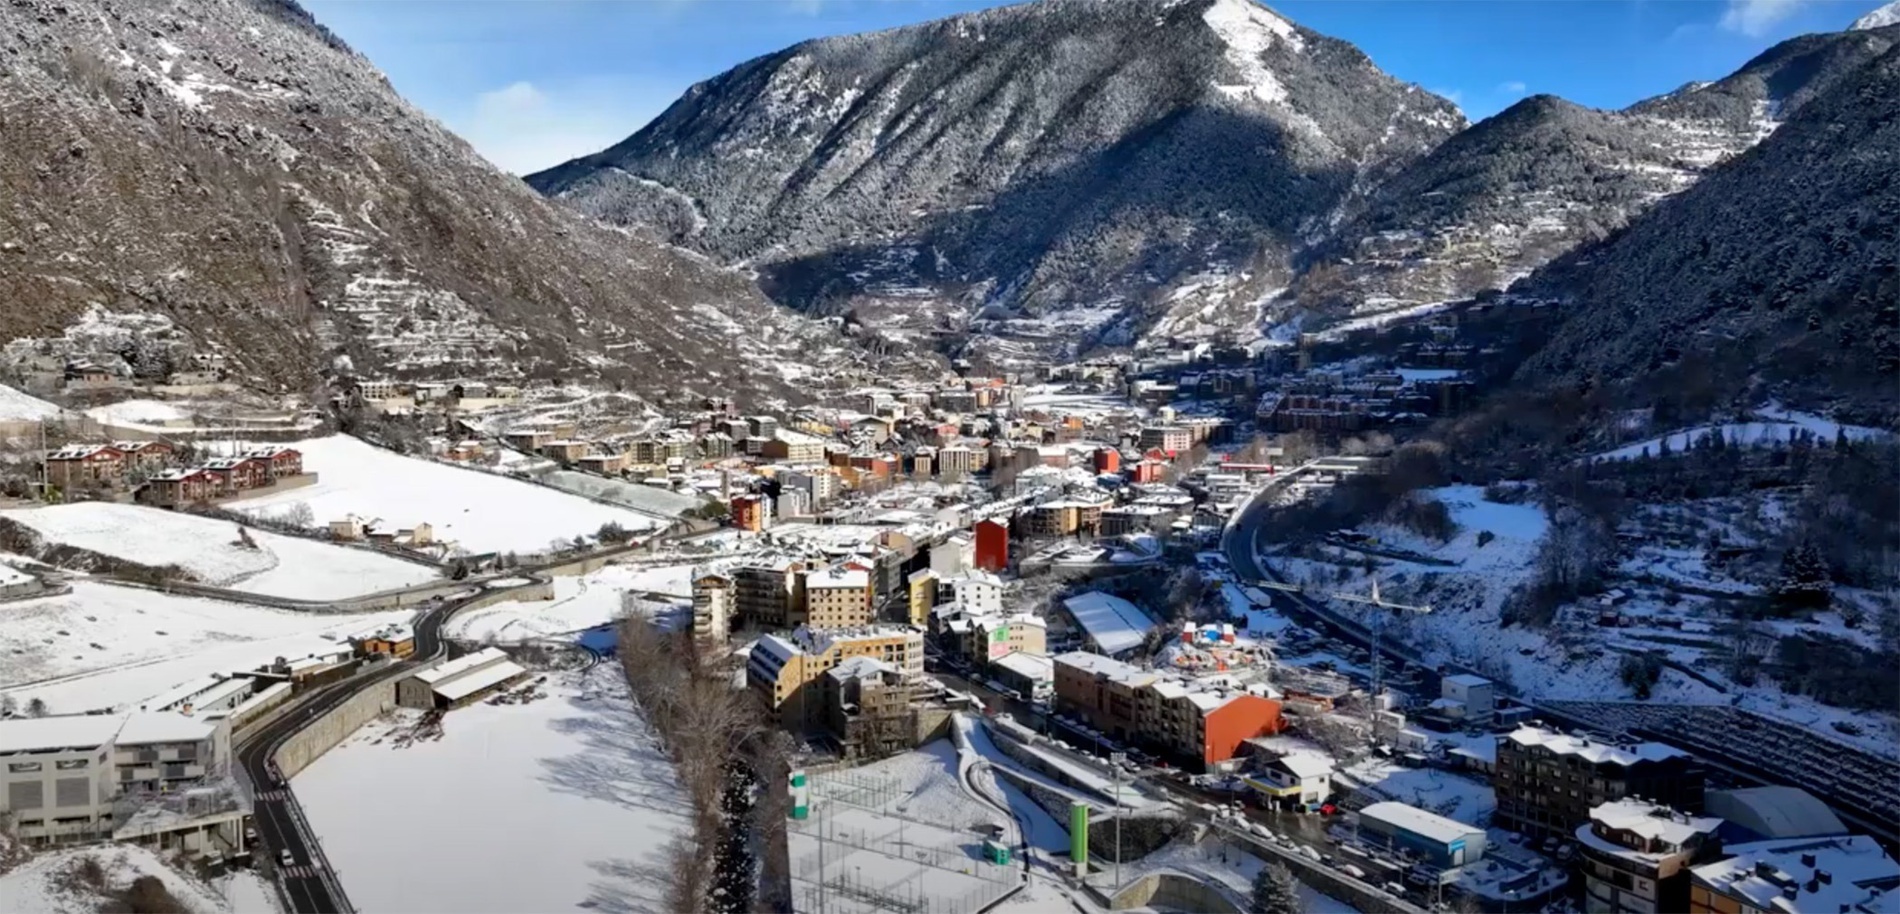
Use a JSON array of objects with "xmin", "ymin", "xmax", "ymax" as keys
[{"xmin": 1251, "ymin": 577, "xmax": 1431, "ymax": 703}]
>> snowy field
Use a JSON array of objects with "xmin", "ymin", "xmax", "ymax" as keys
[
  {"xmin": 4, "ymin": 502, "xmax": 438, "ymax": 600},
  {"xmin": 1594, "ymin": 406, "xmax": 1894, "ymax": 463},
  {"xmin": 296, "ymin": 665, "xmax": 689, "ymax": 914},
  {"xmin": 0, "ymin": 384, "xmax": 65, "ymax": 421},
  {"xmin": 442, "ymin": 564, "xmax": 694, "ymax": 643},
  {"xmin": 220, "ymin": 435, "xmax": 661, "ymax": 553},
  {"xmin": 0, "ymin": 577, "xmax": 409, "ymax": 710},
  {"xmin": 1341, "ymin": 758, "xmax": 1496, "ymax": 826},
  {"xmin": 84, "ymin": 399, "xmax": 190, "ymax": 426},
  {"xmin": 0, "ymin": 842, "xmax": 275, "ymax": 914}
]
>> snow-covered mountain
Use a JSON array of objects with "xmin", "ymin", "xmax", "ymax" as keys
[
  {"xmin": 529, "ymin": 0, "xmax": 1465, "ymax": 364},
  {"xmin": 1854, "ymin": 1, "xmax": 1900, "ymax": 31},
  {"xmin": 0, "ymin": 0, "xmax": 890, "ymax": 406},
  {"xmin": 1289, "ymin": 23, "xmax": 1899, "ymax": 331}
]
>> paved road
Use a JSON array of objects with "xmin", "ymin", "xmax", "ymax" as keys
[{"xmin": 234, "ymin": 590, "xmax": 466, "ymax": 913}]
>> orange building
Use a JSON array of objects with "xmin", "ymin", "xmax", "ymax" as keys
[
  {"xmin": 1199, "ymin": 694, "xmax": 1286, "ymax": 766},
  {"xmin": 1093, "ymin": 447, "xmax": 1122, "ymax": 475},
  {"xmin": 730, "ymin": 494, "xmax": 769, "ymax": 532},
  {"xmin": 973, "ymin": 519, "xmax": 1008, "ymax": 572},
  {"xmin": 1129, "ymin": 460, "xmax": 1165, "ymax": 484}
]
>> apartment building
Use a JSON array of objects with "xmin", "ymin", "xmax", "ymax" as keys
[
  {"xmin": 1137, "ymin": 426, "xmax": 1192, "ymax": 455},
  {"xmin": 1, "ymin": 711, "xmax": 231, "ymax": 847},
  {"xmin": 1051, "ymin": 651, "xmax": 1283, "ymax": 770},
  {"xmin": 761, "ymin": 429, "xmax": 826, "ymax": 465},
  {"xmin": 821, "ymin": 657, "xmax": 915, "ymax": 762},
  {"xmin": 946, "ymin": 612, "xmax": 1047, "ymax": 664},
  {"xmin": 1495, "ymin": 725, "xmax": 1706, "ymax": 842},
  {"xmin": 1579, "ymin": 799, "xmax": 1724, "ymax": 914},
  {"xmin": 801, "ymin": 563, "xmax": 876, "ymax": 629},
  {"xmin": 746, "ymin": 625, "xmax": 925, "ymax": 729},
  {"xmin": 733, "ymin": 560, "xmax": 806, "ymax": 629},
  {"xmin": 692, "ymin": 573, "xmax": 734, "ymax": 644},
  {"xmin": 1689, "ymin": 835, "xmax": 1898, "ymax": 914},
  {"xmin": 905, "ymin": 569, "xmax": 938, "ymax": 627}
]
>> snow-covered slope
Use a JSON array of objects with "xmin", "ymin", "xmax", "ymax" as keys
[
  {"xmin": 5, "ymin": 501, "xmax": 438, "ymax": 599},
  {"xmin": 222, "ymin": 435, "xmax": 663, "ymax": 554},
  {"xmin": 0, "ymin": 385, "xmax": 67, "ymax": 422},
  {"xmin": 1853, "ymin": 1, "xmax": 1900, "ymax": 30},
  {"xmin": 531, "ymin": 0, "xmax": 1462, "ymax": 361},
  {"xmin": 0, "ymin": 844, "xmax": 262, "ymax": 914}
]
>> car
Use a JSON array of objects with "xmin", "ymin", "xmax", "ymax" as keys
[
  {"xmin": 1832, "ymin": 720, "xmax": 1865, "ymax": 736},
  {"xmin": 278, "ymin": 847, "xmax": 295, "ymax": 868},
  {"xmin": 1320, "ymin": 854, "xmax": 1337, "ymax": 866},
  {"xmin": 1298, "ymin": 846, "xmax": 1323, "ymax": 862},
  {"xmin": 1340, "ymin": 864, "xmax": 1368, "ymax": 880}
]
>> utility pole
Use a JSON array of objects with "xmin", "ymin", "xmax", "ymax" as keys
[{"xmin": 1111, "ymin": 750, "xmax": 1126, "ymax": 891}]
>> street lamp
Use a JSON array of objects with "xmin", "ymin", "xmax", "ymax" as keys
[{"xmin": 1110, "ymin": 751, "xmax": 1127, "ymax": 891}]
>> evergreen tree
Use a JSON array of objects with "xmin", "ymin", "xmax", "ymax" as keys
[
  {"xmin": 1773, "ymin": 543, "xmax": 1833, "ymax": 612},
  {"xmin": 1250, "ymin": 861, "xmax": 1300, "ymax": 914}
]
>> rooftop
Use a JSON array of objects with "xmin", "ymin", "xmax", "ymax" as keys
[
  {"xmin": 1360, "ymin": 801, "xmax": 1485, "ymax": 847},
  {"xmin": 1061, "ymin": 591, "xmax": 1156, "ymax": 655},
  {"xmin": 115, "ymin": 711, "xmax": 220, "ymax": 746},
  {"xmin": 993, "ymin": 651, "xmax": 1054, "ymax": 682},
  {"xmin": 1589, "ymin": 798, "xmax": 1723, "ymax": 849},
  {"xmin": 1691, "ymin": 835, "xmax": 1900, "ymax": 914},
  {"xmin": 414, "ymin": 647, "xmax": 512, "ymax": 685},
  {"xmin": 1506, "ymin": 725, "xmax": 1687, "ymax": 767},
  {"xmin": 0, "ymin": 714, "xmax": 127, "ymax": 754},
  {"xmin": 431, "ymin": 658, "xmax": 528, "ymax": 703},
  {"xmin": 1707, "ymin": 787, "xmax": 1847, "ymax": 841},
  {"xmin": 825, "ymin": 656, "xmax": 896, "ymax": 682}
]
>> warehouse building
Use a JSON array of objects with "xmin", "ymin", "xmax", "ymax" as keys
[
  {"xmin": 1356, "ymin": 801, "xmax": 1487, "ymax": 877},
  {"xmin": 397, "ymin": 648, "xmax": 530, "ymax": 710}
]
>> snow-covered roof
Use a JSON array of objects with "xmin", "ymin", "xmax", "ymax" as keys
[
  {"xmin": 0, "ymin": 714, "xmax": 126, "ymax": 753},
  {"xmin": 1691, "ymin": 835, "xmax": 1899, "ymax": 914},
  {"xmin": 1706, "ymin": 787, "xmax": 1847, "ymax": 840},
  {"xmin": 1506, "ymin": 725, "xmax": 1686, "ymax": 766},
  {"xmin": 992, "ymin": 651, "xmax": 1054, "ymax": 683},
  {"xmin": 1053, "ymin": 650, "xmax": 1153, "ymax": 684},
  {"xmin": 47, "ymin": 444, "xmax": 119, "ymax": 460},
  {"xmin": 1360, "ymin": 801, "xmax": 1484, "ymax": 846},
  {"xmin": 115, "ymin": 711, "xmax": 219, "ymax": 746},
  {"xmin": 432, "ymin": 658, "xmax": 528, "ymax": 703},
  {"xmin": 806, "ymin": 564, "xmax": 870, "ymax": 589},
  {"xmin": 1060, "ymin": 591, "xmax": 1156, "ymax": 655},
  {"xmin": 1443, "ymin": 673, "xmax": 1491, "ymax": 688},
  {"xmin": 825, "ymin": 656, "xmax": 895, "ymax": 682},
  {"xmin": 415, "ymin": 647, "xmax": 512, "ymax": 685},
  {"xmin": 1589, "ymin": 798, "xmax": 1722, "ymax": 847},
  {"xmin": 1272, "ymin": 752, "xmax": 1335, "ymax": 779}
]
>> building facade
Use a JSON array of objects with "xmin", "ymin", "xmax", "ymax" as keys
[
  {"xmin": 1579, "ymin": 799, "xmax": 1723, "ymax": 914},
  {"xmin": 1495, "ymin": 726, "xmax": 1706, "ymax": 842}
]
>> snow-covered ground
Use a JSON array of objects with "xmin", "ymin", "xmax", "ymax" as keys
[
  {"xmin": 0, "ymin": 384, "xmax": 66, "ymax": 421},
  {"xmin": 220, "ymin": 435, "xmax": 662, "ymax": 553},
  {"xmin": 1112, "ymin": 833, "xmax": 1362, "ymax": 914},
  {"xmin": 295, "ymin": 665, "xmax": 689, "ymax": 914},
  {"xmin": 0, "ymin": 843, "xmax": 272, "ymax": 914},
  {"xmin": 4, "ymin": 502, "xmax": 438, "ymax": 599},
  {"xmin": 1340, "ymin": 758, "xmax": 1496, "ymax": 826},
  {"xmin": 442, "ymin": 564, "xmax": 694, "ymax": 643},
  {"xmin": 84, "ymin": 399, "xmax": 191, "ymax": 426},
  {"xmin": 0, "ymin": 577, "xmax": 409, "ymax": 710}
]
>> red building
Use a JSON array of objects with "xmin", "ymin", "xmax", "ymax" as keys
[
  {"xmin": 44, "ymin": 444, "xmax": 127, "ymax": 493},
  {"xmin": 973, "ymin": 519, "xmax": 1008, "ymax": 572},
  {"xmin": 138, "ymin": 467, "xmax": 216, "ymax": 508},
  {"xmin": 1129, "ymin": 460, "xmax": 1165, "ymax": 484},
  {"xmin": 730, "ymin": 494, "xmax": 768, "ymax": 532},
  {"xmin": 112, "ymin": 440, "xmax": 175, "ymax": 473},
  {"xmin": 204, "ymin": 456, "xmax": 269, "ymax": 492},
  {"xmin": 847, "ymin": 454, "xmax": 895, "ymax": 477},
  {"xmin": 1092, "ymin": 447, "xmax": 1122, "ymax": 475},
  {"xmin": 1200, "ymin": 694, "xmax": 1286, "ymax": 766},
  {"xmin": 243, "ymin": 446, "xmax": 304, "ymax": 479}
]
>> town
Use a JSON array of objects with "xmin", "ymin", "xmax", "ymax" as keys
[{"xmin": 1, "ymin": 323, "xmax": 1895, "ymax": 914}]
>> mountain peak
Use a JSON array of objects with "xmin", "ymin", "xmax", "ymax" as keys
[{"xmin": 1852, "ymin": 1, "xmax": 1900, "ymax": 30}]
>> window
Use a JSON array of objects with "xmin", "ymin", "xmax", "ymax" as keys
[
  {"xmin": 8, "ymin": 761, "xmax": 42, "ymax": 773},
  {"xmin": 55, "ymin": 759, "xmax": 88, "ymax": 771}
]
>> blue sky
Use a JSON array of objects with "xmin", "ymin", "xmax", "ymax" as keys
[{"xmin": 304, "ymin": 0, "xmax": 1892, "ymax": 175}]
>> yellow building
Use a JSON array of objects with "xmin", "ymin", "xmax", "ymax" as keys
[
  {"xmin": 906, "ymin": 569, "xmax": 938, "ymax": 627},
  {"xmin": 746, "ymin": 626, "xmax": 925, "ymax": 729}
]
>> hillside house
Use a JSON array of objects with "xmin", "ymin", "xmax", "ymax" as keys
[
  {"xmin": 137, "ymin": 468, "xmax": 216, "ymax": 508},
  {"xmin": 539, "ymin": 440, "xmax": 590, "ymax": 464},
  {"xmin": 241, "ymin": 446, "xmax": 303, "ymax": 479},
  {"xmin": 203, "ymin": 456, "xmax": 269, "ymax": 493},
  {"xmin": 45, "ymin": 444, "xmax": 126, "ymax": 493},
  {"xmin": 112, "ymin": 441, "xmax": 176, "ymax": 473}
]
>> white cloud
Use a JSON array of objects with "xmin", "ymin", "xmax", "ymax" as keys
[
  {"xmin": 1718, "ymin": 0, "xmax": 1807, "ymax": 36},
  {"xmin": 452, "ymin": 78, "xmax": 684, "ymax": 176},
  {"xmin": 1497, "ymin": 80, "xmax": 1528, "ymax": 96}
]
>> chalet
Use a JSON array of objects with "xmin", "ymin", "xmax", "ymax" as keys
[
  {"xmin": 203, "ymin": 456, "xmax": 269, "ymax": 493},
  {"xmin": 112, "ymin": 440, "xmax": 175, "ymax": 472},
  {"xmin": 504, "ymin": 430, "xmax": 551, "ymax": 451},
  {"xmin": 241, "ymin": 446, "xmax": 304, "ymax": 479},
  {"xmin": 137, "ymin": 467, "xmax": 216, "ymax": 508},
  {"xmin": 577, "ymin": 452, "xmax": 630, "ymax": 475},
  {"xmin": 45, "ymin": 444, "xmax": 126, "ymax": 493},
  {"xmin": 63, "ymin": 361, "xmax": 119, "ymax": 390}
]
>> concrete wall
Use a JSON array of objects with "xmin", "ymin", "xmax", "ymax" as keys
[
  {"xmin": 1207, "ymin": 820, "xmax": 1425, "ymax": 914},
  {"xmin": 1106, "ymin": 872, "xmax": 1241, "ymax": 913},
  {"xmin": 271, "ymin": 680, "xmax": 397, "ymax": 779}
]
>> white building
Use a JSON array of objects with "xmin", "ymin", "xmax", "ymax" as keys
[
  {"xmin": 947, "ymin": 570, "xmax": 1006, "ymax": 616},
  {"xmin": 1245, "ymin": 752, "xmax": 1335, "ymax": 808},
  {"xmin": 1, "ymin": 711, "xmax": 234, "ymax": 848},
  {"xmin": 1435, "ymin": 674, "xmax": 1495, "ymax": 723}
]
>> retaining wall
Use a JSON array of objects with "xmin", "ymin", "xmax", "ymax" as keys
[
  {"xmin": 1207, "ymin": 820, "xmax": 1424, "ymax": 914},
  {"xmin": 1105, "ymin": 872, "xmax": 1241, "ymax": 913},
  {"xmin": 272, "ymin": 679, "xmax": 397, "ymax": 779}
]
